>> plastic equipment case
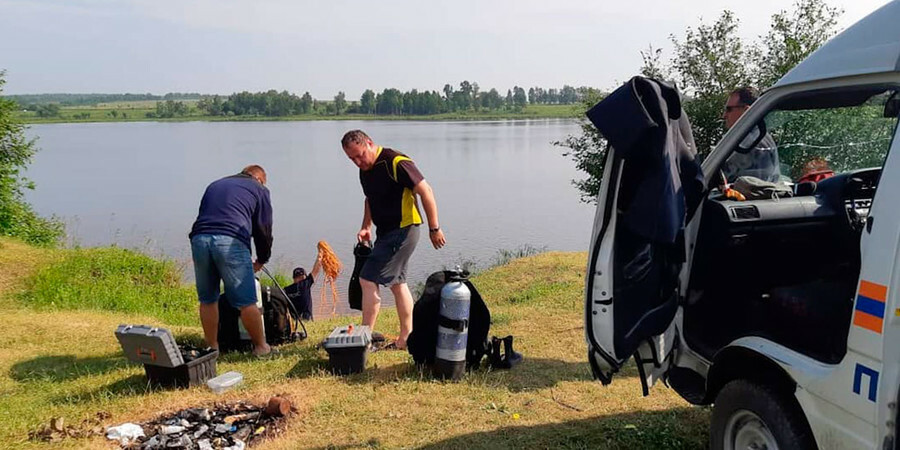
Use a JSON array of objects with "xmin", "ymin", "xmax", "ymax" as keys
[
  {"xmin": 143, "ymin": 347, "xmax": 218, "ymax": 388},
  {"xmin": 115, "ymin": 324, "xmax": 218, "ymax": 387},
  {"xmin": 115, "ymin": 324, "xmax": 184, "ymax": 367},
  {"xmin": 322, "ymin": 325, "xmax": 372, "ymax": 375}
]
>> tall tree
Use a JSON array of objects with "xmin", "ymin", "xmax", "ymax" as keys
[
  {"xmin": 0, "ymin": 71, "xmax": 63, "ymax": 245},
  {"xmin": 513, "ymin": 86, "xmax": 527, "ymax": 110},
  {"xmin": 300, "ymin": 92, "xmax": 313, "ymax": 114},
  {"xmin": 639, "ymin": 45, "xmax": 668, "ymax": 80},
  {"xmin": 753, "ymin": 0, "xmax": 842, "ymax": 88},
  {"xmin": 670, "ymin": 10, "xmax": 752, "ymax": 154},
  {"xmin": 334, "ymin": 91, "xmax": 347, "ymax": 116},
  {"xmin": 458, "ymin": 81, "xmax": 473, "ymax": 111},
  {"xmin": 360, "ymin": 89, "xmax": 376, "ymax": 114}
]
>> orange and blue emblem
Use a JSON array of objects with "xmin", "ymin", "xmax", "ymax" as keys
[{"xmin": 853, "ymin": 280, "xmax": 887, "ymax": 334}]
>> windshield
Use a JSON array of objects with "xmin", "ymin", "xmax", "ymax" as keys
[{"xmin": 760, "ymin": 90, "xmax": 899, "ymax": 182}]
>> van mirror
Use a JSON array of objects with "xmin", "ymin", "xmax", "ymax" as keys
[
  {"xmin": 884, "ymin": 91, "xmax": 900, "ymax": 118},
  {"xmin": 736, "ymin": 120, "xmax": 768, "ymax": 152}
]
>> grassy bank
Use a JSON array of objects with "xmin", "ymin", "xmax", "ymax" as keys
[
  {"xmin": 13, "ymin": 103, "xmax": 579, "ymax": 124},
  {"xmin": 0, "ymin": 237, "xmax": 708, "ymax": 449}
]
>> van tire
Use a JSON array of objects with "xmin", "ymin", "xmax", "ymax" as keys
[{"xmin": 710, "ymin": 379, "xmax": 816, "ymax": 450}]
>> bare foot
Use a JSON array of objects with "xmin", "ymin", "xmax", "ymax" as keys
[
  {"xmin": 252, "ymin": 343, "xmax": 273, "ymax": 357},
  {"xmin": 395, "ymin": 337, "xmax": 408, "ymax": 350}
]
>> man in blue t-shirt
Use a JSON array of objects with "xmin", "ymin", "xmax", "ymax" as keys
[{"xmin": 189, "ymin": 165, "xmax": 273, "ymax": 357}]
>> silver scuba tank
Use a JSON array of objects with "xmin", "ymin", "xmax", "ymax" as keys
[{"xmin": 434, "ymin": 268, "xmax": 471, "ymax": 380}]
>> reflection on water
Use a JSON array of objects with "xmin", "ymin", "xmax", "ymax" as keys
[{"xmin": 24, "ymin": 119, "xmax": 593, "ymax": 317}]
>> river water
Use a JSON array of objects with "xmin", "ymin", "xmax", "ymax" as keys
[{"xmin": 24, "ymin": 119, "xmax": 593, "ymax": 317}]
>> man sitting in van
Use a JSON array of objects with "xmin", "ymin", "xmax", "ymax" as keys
[
  {"xmin": 721, "ymin": 87, "xmax": 782, "ymax": 183},
  {"xmin": 283, "ymin": 254, "xmax": 322, "ymax": 321}
]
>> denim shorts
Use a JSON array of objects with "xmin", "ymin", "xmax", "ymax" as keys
[
  {"xmin": 190, "ymin": 234, "xmax": 257, "ymax": 309},
  {"xmin": 360, "ymin": 225, "xmax": 420, "ymax": 286}
]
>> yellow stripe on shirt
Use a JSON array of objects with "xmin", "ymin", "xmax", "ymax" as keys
[
  {"xmin": 400, "ymin": 187, "xmax": 423, "ymax": 227},
  {"xmin": 391, "ymin": 155, "xmax": 423, "ymax": 227}
]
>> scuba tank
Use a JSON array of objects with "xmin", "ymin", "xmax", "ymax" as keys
[{"xmin": 433, "ymin": 267, "xmax": 471, "ymax": 380}]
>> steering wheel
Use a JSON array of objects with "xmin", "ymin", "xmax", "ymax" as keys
[
  {"xmin": 845, "ymin": 179, "xmax": 866, "ymax": 232},
  {"xmin": 841, "ymin": 168, "xmax": 880, "ymax": 232}
]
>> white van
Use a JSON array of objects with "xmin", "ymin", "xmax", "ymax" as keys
[{"xmin": 585, "ymin": 2, "xmax": 900, "ymax": 449}]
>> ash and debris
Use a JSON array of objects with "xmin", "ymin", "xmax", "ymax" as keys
[{"xmin": 126, "ymin": 399, "xmax": 292, "ymax": 449}]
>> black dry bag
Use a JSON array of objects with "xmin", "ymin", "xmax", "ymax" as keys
[{"xmin": 348, "ymin": 241, "xmax": 371, "ymax": 311}]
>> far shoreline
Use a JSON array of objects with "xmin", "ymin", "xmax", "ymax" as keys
[{"xmin": 14, "ymin": 104, "xmax": 582, "ymax": 125}]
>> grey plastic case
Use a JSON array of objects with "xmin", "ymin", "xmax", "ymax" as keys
[
  {"xmin": 322, "ymin": 325, "xmax": 372, "ymax": 349},
  {"xmin": 115, "ymin": 324, "xmax": 185, "ymax": 368}
]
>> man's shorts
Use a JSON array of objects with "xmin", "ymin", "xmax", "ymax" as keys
[
  {"xmin": 190, "ymin": 234, "xmax": 257, "ymax": 309},
  {"xmin": 360, "ymin": 225, "xmax": 420, "ymax": 286}
]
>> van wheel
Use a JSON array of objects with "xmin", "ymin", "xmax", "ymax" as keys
[{"xmin": 710, "ymin": 379, "xmax": 815, "ymax": 450}]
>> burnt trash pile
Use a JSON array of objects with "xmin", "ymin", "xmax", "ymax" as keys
[{"xmin": 126, "ymin": 398, "xmax": 292, "ymax": 449}]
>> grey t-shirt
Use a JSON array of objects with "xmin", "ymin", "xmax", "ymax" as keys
[{"xmin": 722, "ymin": 133, "xmax": 781, "ymax": 183}]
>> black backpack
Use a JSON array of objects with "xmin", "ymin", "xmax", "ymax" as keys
[
  {"xmin": 218, "ymin": 283, "xmax": 305, "ymax": 353},
  {"xmin": 407, "ymin": 271, "xmax": 491, "ymax": 369},
  {"xmin": 261, "ymin": 284, "xmax": 303, "ymax": 345}
]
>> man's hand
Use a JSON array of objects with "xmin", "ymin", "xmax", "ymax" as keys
[
  {"xmin": 253, "ymin": 261, "xmax": 264, "ymax": 273},
  {"xmin": 429, "ymin": 228, "xmax": 446, "ymax": 249},
  {"xmin": 357, "ymin": 228, "xmax": 372, "ymax": 243}
]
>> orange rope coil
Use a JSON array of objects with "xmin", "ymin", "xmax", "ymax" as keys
[{"xmin": 316, "ymin": 240, "xmax": 343, "ymax": 316}]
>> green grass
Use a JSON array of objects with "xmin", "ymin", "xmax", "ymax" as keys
[
  {"xmin": 0, "ymin": 239, "xmax": 708, "ymax": 449},
  {"xmin": 17, "ymin": 246, "xmax": 197, "ymax": 325},
  {"xmin": 13, "ymin": 103, "xmax": 579, "ymax": 124}
]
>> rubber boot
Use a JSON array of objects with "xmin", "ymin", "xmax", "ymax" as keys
[
  {"xmin": 501, "ymin": 335, "xmax": 523, "ymax": 369},
  {"xmin": 489, "ymin": 336, "xmax": 504, "ymax": 369}
]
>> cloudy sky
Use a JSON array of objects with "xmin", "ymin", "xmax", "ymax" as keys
[{"xmin": 0, "ymin": 0, "xmax": 891, "ymax": 98}]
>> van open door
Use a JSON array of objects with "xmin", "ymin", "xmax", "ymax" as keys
[
  {"xmin": 585, "ymin": 151, "xmax": 680, "ymax": 395},
  {"xmin": 583, "ymin": 77, "xmax": 702, "ymax": 395}
]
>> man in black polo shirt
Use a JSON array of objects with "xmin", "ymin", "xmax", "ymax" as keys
[
  {"xmin": 283, "ymin": 254, "xmax": 322, "ymax": 321},
  {"xmin": 342, "ymin": 129, "xmax": 446, "ymax": 349}
]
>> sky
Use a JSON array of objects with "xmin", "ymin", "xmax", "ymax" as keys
[{"xmin": 0, "ymin": 0, "xmax": 892, "ymax": 99}]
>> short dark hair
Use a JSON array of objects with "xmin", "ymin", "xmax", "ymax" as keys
[
  {"xmin": 730, "ymin": 87, "xmax": 759, "ymax": 106},
  {"xmin": 341, "ymin": 130, "xmax": 371, "ymax": 148},
  {"xmin": 241, "ymin": 164, "xmax": 266, "ymax": 178}
]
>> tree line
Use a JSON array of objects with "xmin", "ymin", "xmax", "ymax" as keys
[
  {"xmin": 6, "ymin": 92, "xmax": 201, "ymax": 107},
  {"xmin": 195, "ymin": 82, "xmax": 595, "ymax": 117}
]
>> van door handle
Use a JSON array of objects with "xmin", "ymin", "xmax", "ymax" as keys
[{"xmin": 866, "ymin": 216, "xmax": 874, "ymax": 233}]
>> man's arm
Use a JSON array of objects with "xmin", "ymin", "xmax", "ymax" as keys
[
  {"xmin": 252, "ymin": 188, "xmax": 274, "ymax": 270},
  {"xmin": 357, "ymin": 198, "xmax": 373, "ymax": 243},
  {"xmin": 413, "ymin": 179, "xmax": 445, "ymax": 249}
]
